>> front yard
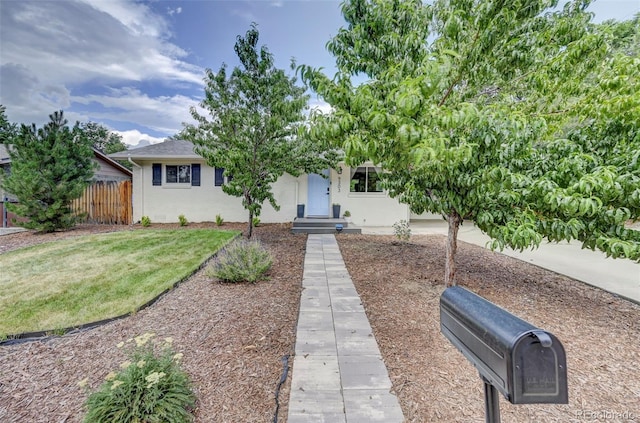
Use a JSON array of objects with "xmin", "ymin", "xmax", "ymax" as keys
[{"xmin": 0, "ymin": 229, "xmax": 238, "ymax": 337}]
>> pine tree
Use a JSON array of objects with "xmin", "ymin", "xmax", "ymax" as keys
[{"xmin": 1, "ymin": 110, "xmax": 96, "ymax": 232}]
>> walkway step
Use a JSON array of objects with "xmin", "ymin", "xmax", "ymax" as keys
[{"xmin": 288, "ymin": 234, "xmax": 403, "ymax": 423}]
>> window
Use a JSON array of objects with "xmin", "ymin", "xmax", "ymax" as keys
[
  {"xmin": 214, "ymin": 167, "xmax": 224, "ymax": 186},
  {"xmin": 350, "ymin": 166, "xmax": 383, "ymax": 193},
  {"xmin": 166, "ymin": 165, "xmax": 190, "ymax": 184},
  {"xmin": 214, "ymin": 167, "xmax": 232, "ymax": 186}
]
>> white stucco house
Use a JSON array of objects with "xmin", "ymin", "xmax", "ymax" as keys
[{"xmin": 109, "ymin": 139, "xmax": 431, "ymax": 227}]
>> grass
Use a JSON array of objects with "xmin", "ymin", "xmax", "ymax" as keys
[{"xmin": 0, "ymin": 229, "xmax": 239, "ymax": 336}]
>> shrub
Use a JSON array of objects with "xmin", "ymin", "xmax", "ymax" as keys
[
  {"xmin": 252, "ymin": 217, "xmax": 260, "ymax": 227},
  {"xmin": 393, "ymin": 219, "xmax": 411, "ymax": 242},
  {"xmin": 343, "ymin": 210, "xmax": 351, "ymax": 217},
  {"xmin": 209, "ymin": 239, "xmax": 272, "ymax": 283},
  {"xmin": 215, "ymin": 214, "xmax": 224, "ymax": 226},
  {"xmin": 178, "ymin": 214, "xmax": 188, "ymax": 226},
  {"xmin": 83, "ymin": 333, "xmax": 195, "ymax": 423},
  {"xmin": 141, "ymin": 216, "xmax": 151, "ymax": 227}
]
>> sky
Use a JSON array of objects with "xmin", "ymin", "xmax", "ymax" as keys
[{"xmin": 1, "ymin": 0, "xmax": 638, "ymax": 148}]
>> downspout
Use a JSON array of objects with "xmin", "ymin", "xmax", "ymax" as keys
[{"xmin": 128, "ymin": 156, "xmax": 143, "ymax": 221}]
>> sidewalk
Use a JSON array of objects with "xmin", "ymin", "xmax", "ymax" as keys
[
  {"xmin": 363, "ymin": 220, "xmax": 640, "ymax": 304},
  {"xmin": 288, "ymin": 234, "xmax": 404, "ymax": 423}
]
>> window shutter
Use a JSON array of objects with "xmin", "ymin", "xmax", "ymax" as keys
[
  {"xmin": 152, "ymin": 163, "xmax": 162, "ymax": 186},
  {"xmin": 191, "ymin": 164, "xmax": 201, "ymax": 186},
  {"xmin": 214, "ymin": 167, "xmax": 224, "ymax": 186}
]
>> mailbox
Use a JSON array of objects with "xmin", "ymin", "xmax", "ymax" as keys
[{"xmin": 440, "ymin": 286, "xmax": 567, "ymax": 405}]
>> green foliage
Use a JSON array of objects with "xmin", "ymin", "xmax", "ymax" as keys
[
  {"xmin": 182, "ymin": 24, "xmax": 341, "ymax": 238},
  {"xmin": 252, "ymin": 217, "xmax": 260, "ymax": 227},
  {"xmin": 84, "ymin": 333, "xmax": 195, "ymax": 423},
  {"xmin": 343, "ymin": 210, "xmax": 351, "ymax": 217},
  {"xmin": 80, "ymin": 122, "xmax": 127, "ymax": 155},
  {"xmin": 0, "ymin": 110, "xmax": 96, "ymax": 233},
  {"xmin": 209, "ymin": 239, "xmax": 272, "ymax": 283},
  {"xmin": 141, "ymin": 216, "xmax": 151, "ymax": 227},
  {"xmin": 392, "ymin": 220, "xmax": 411, "ymax": 242},
  {"xmin": 302, "ymin": 0, "xmax": 640, "ymax": 284},
  {"xmin": 215, "ymin": 214, "xmax": 224, "ymax": 226},
  {"xmin": 178, "ymin": 214, "xmax": 188, "ymax": 227}
]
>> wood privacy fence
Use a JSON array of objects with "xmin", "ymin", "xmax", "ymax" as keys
[{"xmin": 71, "ymin": 180, "xmax": 132, "ymax": 225}]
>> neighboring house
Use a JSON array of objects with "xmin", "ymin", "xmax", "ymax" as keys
[
  {"xmin": 0, "ymin": 144, "xmax": 11, "ymax": 201},
  {"xmin": 109, "ymin": 139, "xmax": 427, "ymax": 226},
  {"xmin": 1, "ymin": 146, "xmax": 132, "ymax": 227}
]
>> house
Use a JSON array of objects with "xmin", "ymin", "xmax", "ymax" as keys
[
  {"xmin": 109, "ymin": 139, "xmax": 432, "ymax": 227},
  {"xmin": 1, "ymin": 145, "xmax": 133, "ymax": 227}
]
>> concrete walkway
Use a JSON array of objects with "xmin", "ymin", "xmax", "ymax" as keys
[
  {"xmin": 363, "ymin": 220, "xmax": 640, "ymax": 304},
  {"xmin": 288, "ymin": 234, "xmax": 404, "ymax": 423}
]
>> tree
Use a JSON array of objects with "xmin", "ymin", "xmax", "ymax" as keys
[
  {"xmin": 182, "ymin": 24, "xmax": 340, "ymax": 237},
  {"xmin": 301, "ymin": 0, "xmax": 639, "ymax": 285},
  {"xmin": 0, "ymin": 111, "xmax": 96, "ymax": 232},
  {"xmin": 81, "ymin": 122, "xmax": 128, "ymax": 155}
]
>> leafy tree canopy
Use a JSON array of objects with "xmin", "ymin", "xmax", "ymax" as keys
[
  {"xmin": 0, "ymin": 110, "xmax": 96, "ymax": 232},
  {"xmin": 301, "ymin": 0, "xmax": 639, "ymax": 285},
  {"xmin": 182, "ymin": 24, "xmax": 341, "ymax": 237},
  {"xmin": 81, "ymin": 122, "xmax": 128, "ymax": 155}
]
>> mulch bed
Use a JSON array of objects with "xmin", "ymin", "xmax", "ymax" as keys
[
  {"xmin": 0, "ymin": 223, "xmax": 304, "ymax": 423},
  {"xmin": 1, "ymin": 224, "xmax": 638, "ymax": 422},
  {"xmin": 337, "ymin": 234, "xmax": 640, "ymax": 422}
]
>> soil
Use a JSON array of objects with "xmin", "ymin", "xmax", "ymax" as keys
[{"xmin": 0, "ymin": 224, "xmax": 638, "ymax": 422}]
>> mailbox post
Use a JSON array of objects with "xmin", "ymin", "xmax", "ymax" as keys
[{"xmin": 440, "ymin": 286, "xmax": 568, "ymax": 423}]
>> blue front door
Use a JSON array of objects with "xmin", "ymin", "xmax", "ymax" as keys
[{"xmin": 307, "ymin": 170, "xmax": 330, "ymax": 216}]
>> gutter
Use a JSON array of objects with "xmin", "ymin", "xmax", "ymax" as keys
[{"xmin": 128, "ymin": 156, "xmax": 143, "ymax": 220}]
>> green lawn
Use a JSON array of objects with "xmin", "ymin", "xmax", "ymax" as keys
[{"xmin": 0, "ymin": 229, "xmax": 239, "ymax": 336}]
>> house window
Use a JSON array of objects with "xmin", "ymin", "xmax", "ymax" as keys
[
  {"xmin": 214, "ymin": 167, "xmax": 232, "ymax": 186},
  {"xmin": 350, "ymin": 166, "xmax": 383, "ymax": 193},
  {"xmin": 166, "ymin": 165, "xmax": 190, "ymax": 184}
]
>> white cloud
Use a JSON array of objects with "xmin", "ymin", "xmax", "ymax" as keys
[
  {"xmin": 167, "ymin": 7, "xmax": 183, "ymax": 16},
  {"xmin": 309, "ymin": 98, "xmax": 334, "ymax": 115},
  {"xmin": 71, "ymin": 88, "xmax": 199, "ymax": 134},
  {"xmin": 115, "ymin": 129, "xmax": 165, "ymax": 147},
  {"xmin": 0, "ymin": 0, "xmax": 203, "ymax": 128}
]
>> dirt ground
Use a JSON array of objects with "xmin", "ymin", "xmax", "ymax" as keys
[{"xmin": 0, "ymin": 224, "xmax": 638, "ymax": 422}]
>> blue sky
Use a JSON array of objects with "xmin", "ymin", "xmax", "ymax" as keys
[{"xmin": 1, "ymin": 0, "xmax": 638, "ymax": 147}]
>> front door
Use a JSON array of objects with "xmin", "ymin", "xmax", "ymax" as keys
[{"xmin": 307, "ymin": 170, "xmax": 330, "ymax": 216}]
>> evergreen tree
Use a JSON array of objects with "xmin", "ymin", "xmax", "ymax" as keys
[
  {"xmin": 183, "ymin": 24, "xmax": 340, "ymax": 237},
  {"xmin": 1, "ymin": 110, "xmax": 96, "ymax": 232}
]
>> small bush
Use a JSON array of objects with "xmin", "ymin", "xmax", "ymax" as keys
[
  {"xmin": 178, "ymin": 214, "xmax": 188, "ymax": 226},
  {"xmin": 393, "ymin": 219, "xmax": 411, "ymax": 242},
  {"xmin": 141, "ymin": 216, "xmax": 151, "ymax": 227},
  {"xmin": 252, "ymin": 217, "xmax": 261, "ymax": 227},
  {"xmin": 215, "ymin": 214, "xmax": 224, "ymax": 226},
  {"xmin": 209, "ymin": 239, "xmax": 272, "ymax": 283},
  {"xmin": 83, "ymin": 333, "xmax": 195, "ymax": 423}
]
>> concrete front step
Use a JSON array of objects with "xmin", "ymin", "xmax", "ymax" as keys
[
  {"xmin": 292, "ymin": 217, "xmax": 362, "ymax": 234},
  {"xmin": 291, "ymin": 226, "xmax": 361, "ymax": 234}
]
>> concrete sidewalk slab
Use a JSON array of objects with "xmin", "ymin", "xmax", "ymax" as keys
[
  {"xmin": 288, "ymin": 234, "xmax": 403, "ymax": 423},
  {"xmin": 363, "ymin": 220, "xmax": 640, "ymax": 304}
]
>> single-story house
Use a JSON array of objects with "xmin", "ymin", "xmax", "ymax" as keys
[
  {"xmin": 109, "ymin": 139, "xmax": 436, "ymax": 227},
  {"xmin": 1, "ymin": 145, "xmax": 132, "ymax": 227}
]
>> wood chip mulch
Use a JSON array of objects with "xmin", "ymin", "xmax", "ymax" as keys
[
  {"xmin": 0, "ymin": 223, "xmax": 304, "ymax": 423},
  {"xmin": 1, "ymin": 225, "xmax": 639, "ymax": 422},
  {"xmin": 337, "ymin": 234, "xmax": 640, "ymax": 423}
]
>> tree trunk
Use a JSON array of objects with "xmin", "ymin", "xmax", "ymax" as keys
[
  {"xmin": 247, "ymin": 210, "xmax": 254, "ymax": 239},
  {"xmin": 445, "ymin": 210, "xmax": 462, "ymax": 287}
]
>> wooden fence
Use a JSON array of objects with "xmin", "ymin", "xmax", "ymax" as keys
[{"xmin": 71, "ymin": 180, "xmax": 132, "ymax": 225}]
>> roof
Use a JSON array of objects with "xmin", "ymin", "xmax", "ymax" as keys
[
  {"xmin": 93, "ymin": 148, "xmax": 132, "ymax": 177},
  {"xmin": 109, "ymin": 139, "xmax": 202, "ymax": 160},
  {"xmin": 0, "ymin": 144, "xmax": 132, "ymax": 177}
]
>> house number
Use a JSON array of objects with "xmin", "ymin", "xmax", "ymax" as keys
[{"xmin": 337, "ymin": 176, "xmax": 341, "ymax": 192}]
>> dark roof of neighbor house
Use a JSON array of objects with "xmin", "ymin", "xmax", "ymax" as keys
[
  {"xmin": 0, "ymin": 144, "xmax": 132, "ymax": 177},
  {"xmin": 109, "ymin": 139, "xmax": 202, "ymax": 161}
]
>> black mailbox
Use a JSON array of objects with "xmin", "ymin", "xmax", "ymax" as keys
[{"xmin": 440, "ymin": 286, "xmax": 568, "ymax": 405}]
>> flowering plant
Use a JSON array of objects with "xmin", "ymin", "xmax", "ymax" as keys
[{"xmin": 83, "ymin": 333, "xmax": 195, "ymax": 422}]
